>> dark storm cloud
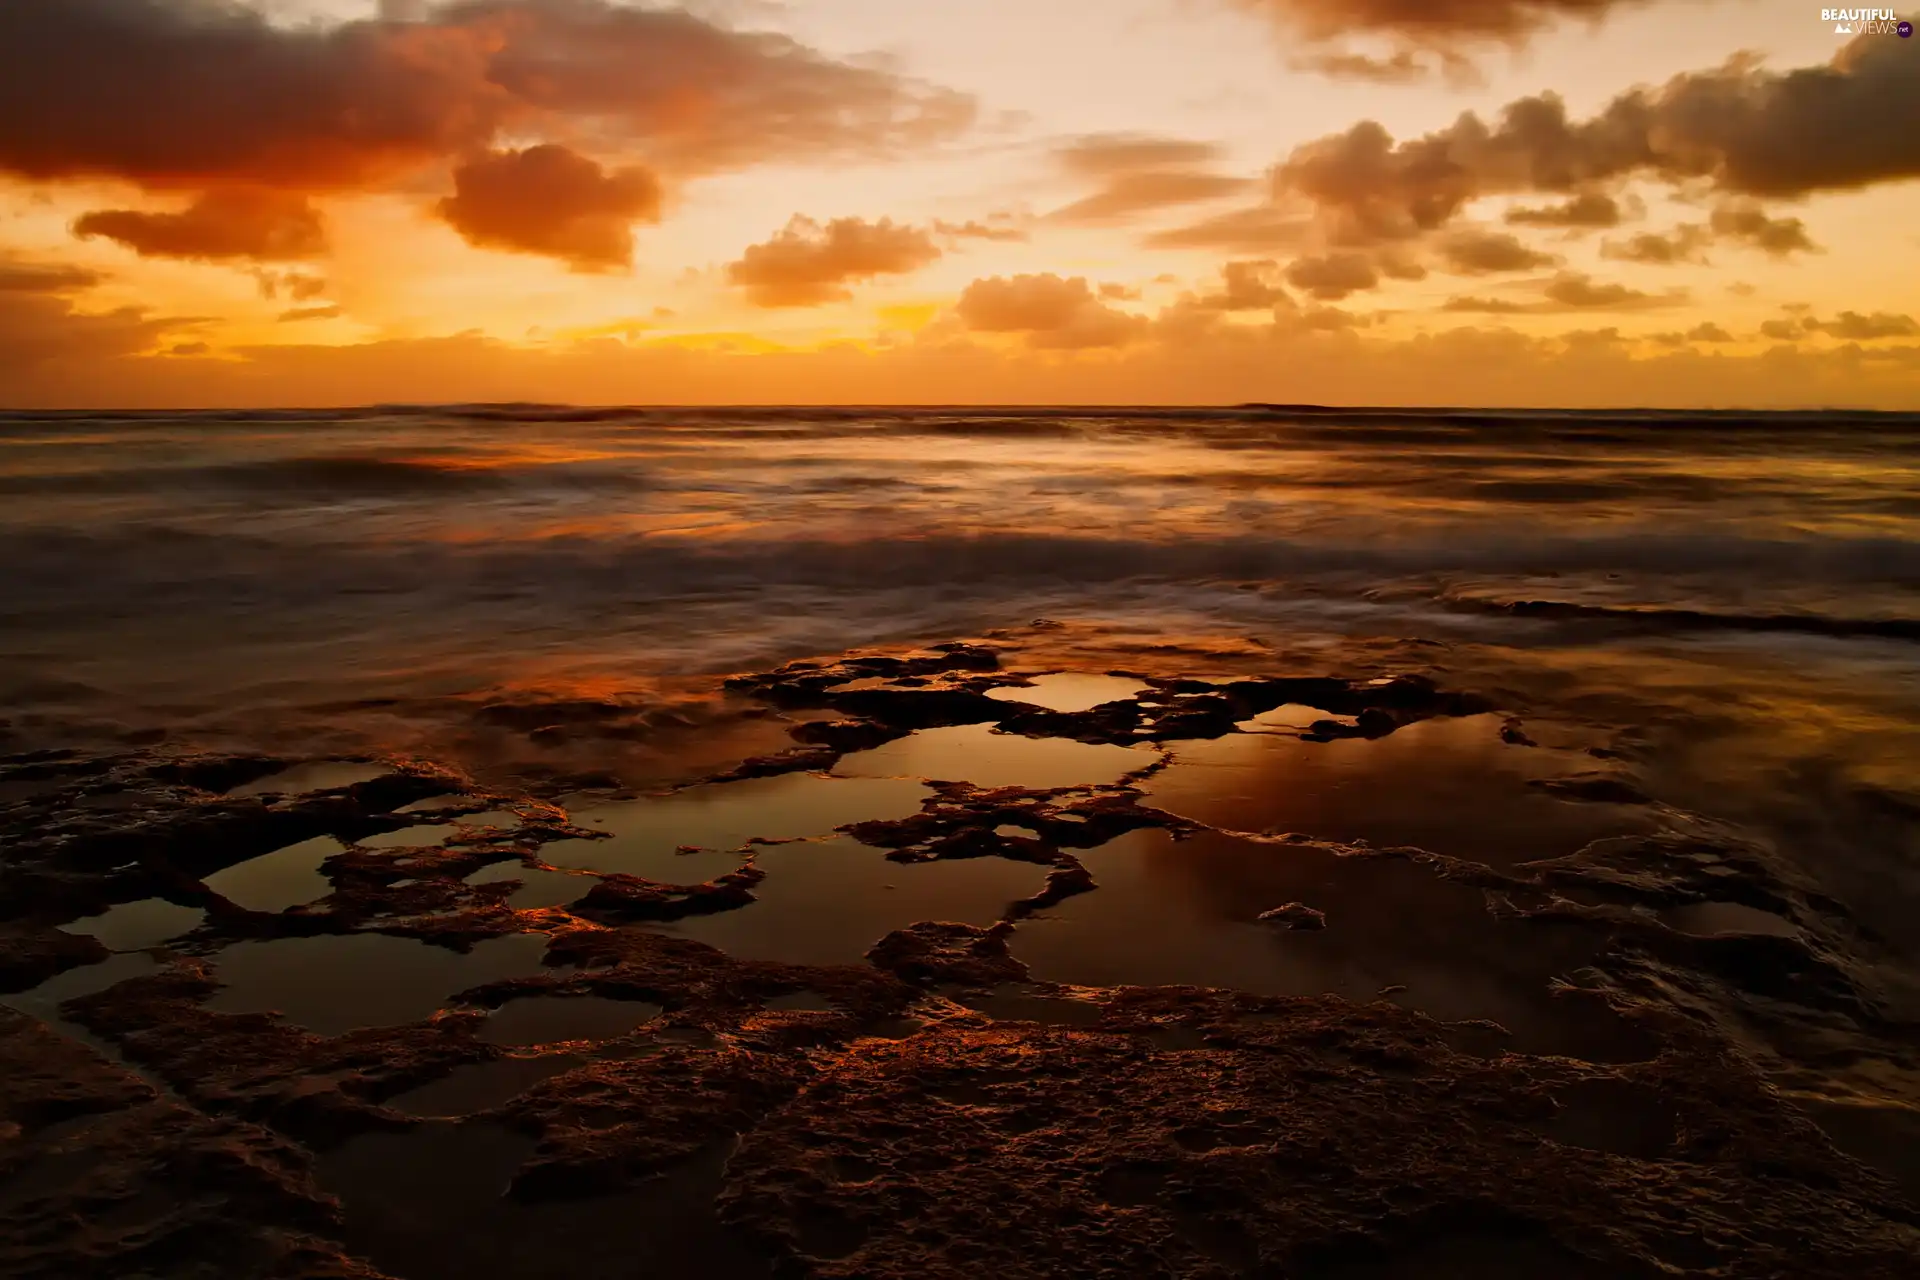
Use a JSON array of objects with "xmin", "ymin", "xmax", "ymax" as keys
[{"xmin": 0, "ymin": 0, "xmax": 974, "ymax": 192}]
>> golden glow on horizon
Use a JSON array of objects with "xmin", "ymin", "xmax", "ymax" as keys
[{"xmin": 0, "ymin": 0, "xmax": 1915, "ymax": 408}]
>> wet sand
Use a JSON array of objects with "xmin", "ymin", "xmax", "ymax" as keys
[{"xmin": 2, "ymin": 638, "xmax": 1918, "ymax": 1278}]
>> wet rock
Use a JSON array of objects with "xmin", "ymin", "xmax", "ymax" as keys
[
  {"xmin": 1258, "ymin": 902, "xmax": 1327, "ymax": 930},
  {"xmin": 574, "ymin": 868, "xmax": 764, "ymax": 924},
  {"xmin": 1532, "ymin": 774, "xmax": 1652, "ymax": 805},
  {"xmin": 0, "ymin": 929, "xmax": 109, "ymax": 995},
  {"xmin": 867, "ymin": 922, "xmax": 1028, "ymax": 988}
]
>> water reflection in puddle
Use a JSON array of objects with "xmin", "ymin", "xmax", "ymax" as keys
[
  {"xmin": 359, "ymin": 824, "xmax": 460, "ymax": 850},
  {"xmin": 317, "ymin": 1125, "xmax": 773, "ymax": 1280},
  {"xmin": 543, "ymin": 775, "xmax": 931, "ymax": 879},
  {"xmin": 656, "ymin": 838, "xmax": 1043, "ymax": 966},
  {"xmin": 986, "ymin": 674, "xmax": 1149, "ymax": 714},
  {"xmin": 225, "ymin": 762, "xmax": 388, "ymax": 798},
  {"xmin": 464, "ymin": 861, "xmax": 598, "ymax": 909},
  {"xmin": 203, "ymin": 835, "xmax": 342, "ymax": 912},
  {"xmin": 206, "ymin": 932, "xmax": 552, "ymax": 1036},
  {"xmin": 60, "ymin": 899, "xmax": 204, "ymax": 951},
  {"xmin": 1142, "ymin": 714, "xmax": 1651, "ymax": 866},
  {"xmin": 835, "ymin": 723, "xmax": 1154, "ymax": 789},
  {"xmin": 390, "ymin": 1056, "xmax": 585, "ymax": 1118},
  {"xmin": 3, "ymin": 953, "xmax": 163, "ymax": 1022},
  {"xmin": 1010, "ymin": 828, "xmax": 1644, "ymax": 1060},
  {"xmin": 479, "ymin": 996, "xmax": 663, "ymax": 1046}
]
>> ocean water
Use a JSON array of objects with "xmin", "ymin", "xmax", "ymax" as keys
[{"xmin": 4, "ymin": 405, "xmax": 1917, "ymax": 760}]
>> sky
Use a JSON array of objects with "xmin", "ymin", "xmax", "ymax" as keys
[{"xmin": 0, "ymin": 0, "xmax": 1916, "ymax": 408}]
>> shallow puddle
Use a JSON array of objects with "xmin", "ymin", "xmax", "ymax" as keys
[
  {"xmin": 203, "ymin": 835, "xmax": 342, "ymax": 913},
  {"xmin": 464, "ymin": 861, "xmax": 598, "ymax": 909},
  {"xmin": 656, "ymin": 837, "xmax": 1044, "ymax": 966},
  {"xmin": 317, "ymin": 1124, "xmax": 774, "ymax": 1280},
  {"xmin": 1009, "ymin": 828, "xmax": 1646, "ymax": 1061},
  {"xmin": 390, "ymin": 1055, "xmax": 586, "ymax": 1118},
  {"xmin": 1141, "ymin": 714, "xmax": 1653, "ymax": 866},
  {"xmin": 835, "ymin": 722, "xmax": 1155, "ymax": 790},
  {"xmin": 542, "ymin": 774, "xmax": 931, "ymax": 880},
  {"xmin": 359, "ymin": 823, "xmax": 460, "ymax": 850},
  {"xmin": 1662, "ymin": 902, "xmax": 1799, "ymax": 938},
  {"xmin": 397, "ymin": 794, "xmax": 480, "ymax": 813},
  {"xmin": 479, "ymin": 996, "xmax": 663, "ymax": 1046},
  {"xmin": 205, "ymin": 932, "xmax": 552, "ymax": 1037},
  {"xmin": 3, "ymin": 953, "xmax": 163, "ymax": 1021},
  {"xmin": 225, "ymin": 761, "xmax": 389, "ymax": 798},
  {"xmin": 60, "ymin": 899, "xmax": 204, "ymax": 951},
  {"xmin": 1237, "ymin": 704, "xmax": 1358, "ymax": 732},
  {"xmin": 985, "ymin": 673, "xmax": 1149, "ymax": 714}
]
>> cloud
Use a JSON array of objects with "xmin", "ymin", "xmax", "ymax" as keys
[
  {"xmin": 0, "ymin": 0, "xmax": 973, "ymax": 192},
  {"xmin": 1444, "ymin": 271, "xmax": 1687, "ymax": 313},
  {"xmin": 1232, "ymin": 0, "xmax": 1652, "ymax": 44},
  {"xmin": 1542, "ymin": 272, "xmax": 1684, "ymax": 310},
  {"xmin": 1143, "ymin": 207, "xmax": 1315, "ymax": 253},
  {"xmin": 1098, "ymin": 283, "xmax": 1142, "ymax": 301},
  {"xmin": 1284, "ymin": 253, "xmax": 1380, "ymax": 301},
  {"xmin": 0, "ymin": 262, "xmax": 103, "ymax": 293},
  {"xmin": 73, "ymin": 189, "xmax": 326, "ymax": 262},
  {"xmin": 251, "ymin": 271, "xmax": 330, "ymax": 303},
  {"xmin": 727, "ymin": 216, "xmax": 943, "ymax": 307},
  {"xmin": 1256, "ymin": 36, "xmax": 1918, "ymax": 251},
  {"xmin": 1200, "ymin": 260, "xmax": 1291, "ymax": 311},
  {"xmin": 279, "ymin": 306, "xmax": 343, "ymax": 323},
  {"xmin": 1436, "ymin": 227, "xmax": 1557, "ymax": 274},
  {"xmin": 0, "ymin": 260, "xmax": 187, "ymax": 370},
  {"xmin": 1288, "ymin": 50, "xmax": 1480, "ymax": 86},
  {"xmin": 1505, "ymin": 192, "xmax": 1628, "ymax": 229},
  {"xmin": 932, "ymin": 218, "xmax": 1030, "ymax": 243},
  {"xmin": 1685, "ymin": 322, "xmax": 1734, "ymax": 343},
  {"xmin": 1804, "ymin": 311, "xmax": 1919, "ymax": 341},
  {"xmin": 1601, "ymin": 226, "xmax": 1711, "ymax": 266},
  {"xmin": 436, "ymin": 145, "xmax": 661, "ymax": 271},
  {"xmin": 955, "ymin": 274, "xmax": 1147, "ymax": 349},
  {"xmin": 1048, "ymin": 134, "xmax": 1253, "ymax": 225},
  {"xmin": 1758, "ymin": 318, "xmax": 1802, "ymax": 341},
  {"xmin": 1707, "ymin": 202, "xmax": 1817, "ymax": 256}
]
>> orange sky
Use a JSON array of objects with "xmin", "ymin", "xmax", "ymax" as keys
[{"xmin": 1, "ymin": 0, "xmax": 1916, "ymax": 408}]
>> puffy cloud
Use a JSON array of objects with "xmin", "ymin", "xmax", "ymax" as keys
[
  {"xmin": 1505, "ymin": 192, "xmax": 1628, "ymax": 229},
  {"xmin": 1214, "ymin": 35, "xmax": 1919, "ymax": 257},
  {"xmin": 74, "ymin": 189, "xmax": 326, "ymax": 262},
  {"xmin": 1048, "ymin": 134, "xmax": 1253, "ymax": 225},
  {"xmin": 1601, "ymin": 226, "xmax": 1712, "ymax": 266},
  {"xmin": 1436, "ymin": 227, "xmax": 1557, "ymax": 274},
  {"xmin": 1284, "ymin": 253, "xmax": 1379, "ymax": 301},
  {"xmin": 1804, "ymin": 311, "xmax": 1919, "ymax": 341},
  {"xmin": 728, "ymin": 217, "xmax": 943, "ymax": 307},
  {"xmin": 1542, "ymin": 272, "xmax": 1684, "ymax": 310},
  {"xmin": 955, "ymin": 274, "xmax": 1147, "ymax": 349},
  {"xmin": 1685, "ymin": 322, "xmax": 1734, "ymax": 343},
  {"xmin": 437, "ymin": 145, "xmax": 661, "ymax": 271},
  {"xmin": 251, "ymin": 271, "xmax": 330, "ymax": 303},
  {"xmin": 0, "ymin": 0, "xmax": 973, "ymax": 192},
  {"xmin": 1707, "ymin": 202, "xmax": 1817, "ymax": 256},
  {"xmin": 1202, "ymin": 260, "xmax": 1291, "ymax": 311}
]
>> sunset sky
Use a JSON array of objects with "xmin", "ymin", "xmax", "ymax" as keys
[{"xmin": 2, "ymin": 0, "xmax": 1916, "ymax": 408}]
